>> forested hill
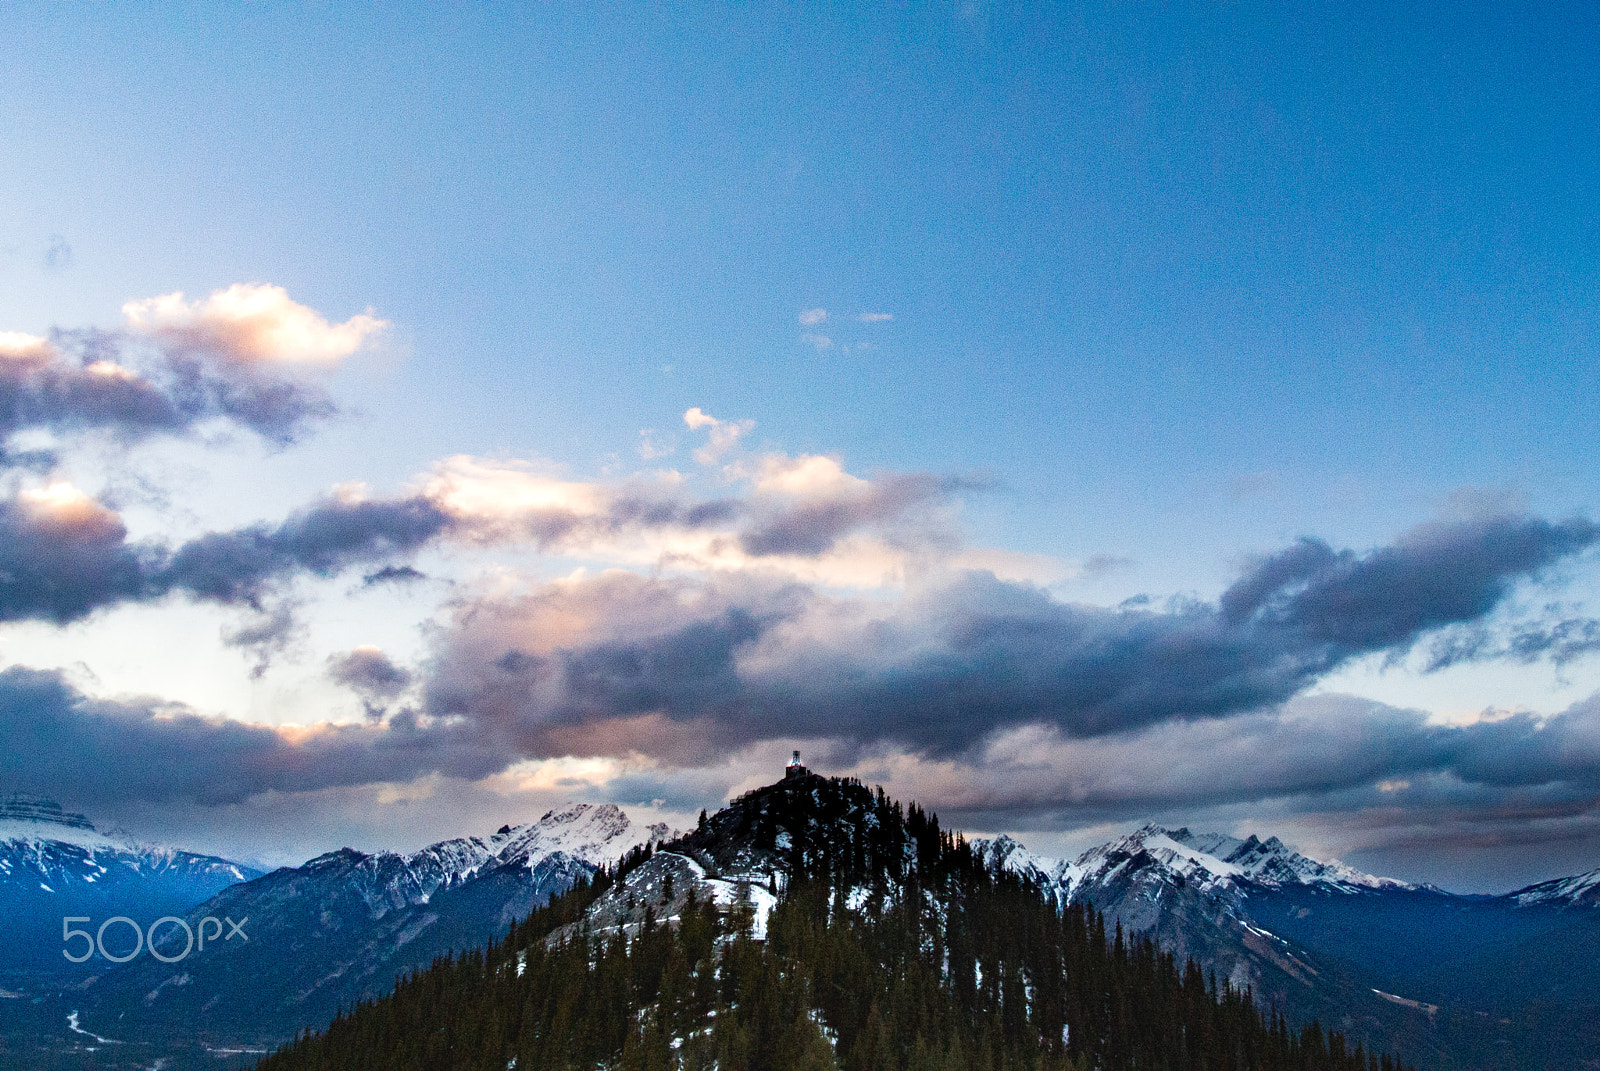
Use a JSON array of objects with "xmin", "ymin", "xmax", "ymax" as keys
[{"xmin": 255, "ymin": 775, "xmax": 1414, "ymax": 1071}]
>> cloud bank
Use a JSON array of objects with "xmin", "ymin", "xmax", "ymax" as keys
[
  {"xmin": 417, "ymin": 513, "xmax": 1598, "ymax": 758},
  {"xmin": 0, "ymin": 484, "xmax": 1595, "ymax": 885}
]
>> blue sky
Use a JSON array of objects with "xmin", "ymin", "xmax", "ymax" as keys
[{"xmin": 1, "ymin": 2, "xmax": 1598, "ymax": 891}]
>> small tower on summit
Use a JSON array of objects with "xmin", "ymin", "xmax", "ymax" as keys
[{"xmin": 785, "ymin": 750, "xmax": 808, "ymax": 779}]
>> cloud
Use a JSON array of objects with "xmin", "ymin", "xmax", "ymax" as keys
[
  {"xmin": 157, "ymin": 492, "xmax": 452, "ymax": 607},
  {"xmin": 121, "ymin": 283, "xmax": 387, "ymax": 366},
  {"xmin": 0, "ymin": 483, "xmax": 152, "ymax": 623},
  {"xmin": 801, "ymin": 332, "xmax": 832, "ymax": 351},
  {"xmin": 329, "ymin": 646, "xmax": 414, "ymax": 718},
  {"xmin": 947, "ymin": 548, "xmax": 1076, "ymax": 585},
  {"xmin": 0, "ymin": 284, "xmax": 382, "ymax": 455},
  {"xmin": 0, "ymin": 445, "xmax": 978, "ymax": 632},
  {"xmin": 637, "ymin": 428, "xmax": 675, "ymax": 460},
  {"xmin": 0, "ymin": 485, "xmax": 450, "ymax": 625},
  {"xmin": 5, "ymin": 512, "xmax": 1597, "ymax": 873},
  {"xmin": 858, "ymin": 312, "xmax": 893, "ymax": 323},
  {"xmin": 683, "ymin": 407, "xmax": 755, "ymax": 464},
  {"xmin": 419, "ymin": 455, "xmax": 745, "ymax": 555},
  {"xmin": 797, "ymin": 308, "xmax": 828, "ymax": 326},
  {"xmin": 1424, "ymin": 616, "xmax": 1600, "ymax": 670},
  {"xmin": 0, "ymin": 666, "xmax": 502, "ymax": 807},
  {"xmin": 810, "ymin": 689, "xmax": 1600, "ymax": 888},
  {"xmin": 413, "ymin": 512, "xmax": 1600, "ymax": 762},
  {"xmin": 417, "ymin": 452, "xmax": 971, "ymax": 587},
  {"xmin": 1080, "ymin": 553, "xmax": 1133, "ymax": 579},
  {"xmin": 741, "ymin": 462, "xmax": 972, "ymax": 558},
  {"xmin": 223, "ymin": 600, "xmax": 305, "ymax": 679},
  {"xmin": 0, "ymin": 332, "xmax": 194, "ymax": 455},
  {"xmin": 362, "ymin": 564, "xmax": 427, "ymax": 587}
]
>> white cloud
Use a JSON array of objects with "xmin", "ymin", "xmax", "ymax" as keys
[
  {"xmin": 801, "ymin": 333, "xmax": 832, "ymax": 351},
  {"xmin": 798, "ymin": 308, "xmax": 828, "ymax": 326},
  {"xmin": 858, "ymin": 312, "xmax": 893, "ymax": 322},
  {"xmin": 421, "ymin": 455, "xmax": 606, "ymax": 539},
  {"xmin": 0, "ymin": 331, "xmax": 52, "ymax": 363},
  {"xmin": 753, "ymin": 454, "xmax": 868, "ymax": 497},
  {"xmin": 683, "ymin": 407, "xmax": 755, "ymax": 464},
  {"xmin": 123, "ymin": 283, "xmax": 388, "ymax": 365}
]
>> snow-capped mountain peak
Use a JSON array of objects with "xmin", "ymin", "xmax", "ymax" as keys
[
  {"xmin": 1509, "ymin": 865, "xmax": 1600, "ymax": 908},
  {"xmin": 974, "ymin": 821, "xmax": 1410, "ymax": 900},
  {"xmin": 0, "ymin": 792, "xmax": 133, "ymax": 853},
  {"xmin": 0, "ymin": 792, "xmax": 255, "ymax": 887},
  {"xmin": 972, "ymin": 833, "xmax": 1042, "ymax": 874},
  {"xmin": 1085, "ymin": 824, "xmax": 1412, "ymax": 894},
  {"xmin": 494, "ymin": 803, "xmax": 668, "ymax": 870},
  {"xmin": 301, "ymin": 803, "xmax": 683, "ymax": 916}
]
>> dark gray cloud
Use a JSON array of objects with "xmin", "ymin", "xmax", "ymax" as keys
[
  {"xmin": 911, "ymin": 693, "xmax": 1600, "ymax": 826},
  {"xmin": 329, "ymin": 647, "xmax": 415, "ymax": 718},
  {"xmin": 158, "ymin": 350, "xmax": 336, "ymax": 444},
  {"xmin": 495, "ymin": 492, "xmax": 747, "ymax": 551},
  {"xmin": 1219, "ymin": 516, "xmax": 1597, "ymax": 649},
  {"xmin": 1081, "ymin": 553, "xmax": 1133, "ymax": 579},
  {"xmin": 2, "ymin": 508, "xmax": 1597, "ymax": 868},
  {"xmin": 362, "ymin": 564, "xmax": 428, "ymax": 587},
  {"xmin": 0, "ymin": 666, "xmax": 503, "ymax": 807},
  {"xmin": 1424, "ymin": 615, "xmax": 1600, "ymax": 671},
  {"xmin": 223, "ymin": 602, "xmax": 305, "ymax": 679},
  {"xmin": 0, "ymin": 328, "xmax": 338, "ymax": 452},
  {"xmin": 423, "ymin": 513, "xmax": 1600, "ymax": 756},
  {"xmin": 0, "ymin": 332, "xmax": 189, "ymax": 444},
  {"xmin": 0, "ymin": 493, "xmax": 451, "ymax": 625},
  {"xmin": 156, "ymin": 496, "xmax": 451, "ymax": 608},
  {"xmin": 0, "ymin": 460, "xmax": 965, "ymax": 629},
  {"xmin": 894, "ymin": 692, "xmax": 1600, "ymax": 892},
  {"xmin": 0, "ymin": 496, "xmax": 155, "ymax": 624}
]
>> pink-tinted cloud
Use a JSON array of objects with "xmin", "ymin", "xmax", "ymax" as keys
[{"xmin": 122, "ymin": 283, "xmax": 387, "ymax": 365}]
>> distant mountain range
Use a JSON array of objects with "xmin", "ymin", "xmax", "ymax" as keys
[
  {"xmin": 0, "ymin": 799, "xmax": 673, "ymax": 1070},
  {"xmin": 5, "ymin": 787, "xmax": 1600, "ymax": 1070},
  {"xmin": 0, "ymin": 793, "xmax": 261, "ymax": 994},
  {"xmin": 972, "ymin": 823, "xmax": 1600, "ymax": 1070}
]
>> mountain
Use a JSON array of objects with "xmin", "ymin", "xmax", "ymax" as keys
[
  {"xmin": 35, "ymin": 803, "xmax": 674, "ymax": 1068},
  {"xmin": 1508, "ymin": 864, "xmax": 1600, "ymax": 908},
  {"xmin": 251, "ymin": 772, "xmax": 1412, "ymax": 1071},
  {"xmin": 563, "ymin": 797, "xmax": 1600, "ymax": 1071},
  {"xmin": 975, "ymin": 822, "xmax": 1412, "ymax": 902},
  {"xmin": 17, "ymin": 784, "xmax": 1600, "ymax": 1071},
  {"xmin": 0, "ymin": 793, "xmax": 259, "ymax": 992},
  {"xmin": 977, "ymin": 822, "xmax": 1600, "ymax": 1071}
]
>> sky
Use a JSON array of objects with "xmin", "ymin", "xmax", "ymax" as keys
[{"xmin": 1, "ymin": 1, "xmax": 1598, "ymax": 892}]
